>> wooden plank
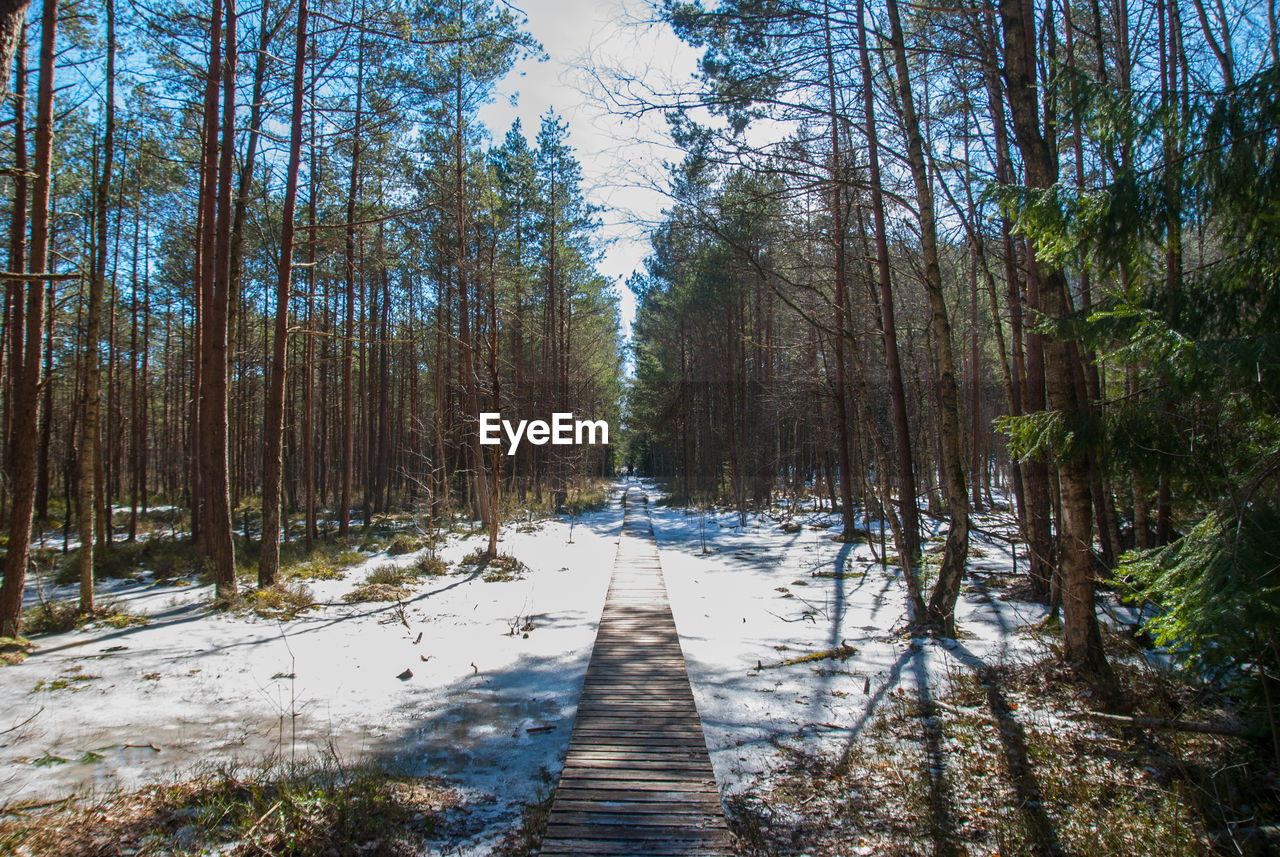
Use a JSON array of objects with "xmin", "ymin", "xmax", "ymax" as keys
[
  {"xmin": 561, "ymin": 756, "xmax": 713, "ymax": 770},
  {"xmin": 565, "ymin": 734, "xmax": 709, "ymax": 746},
  {"xmin": 554, "ymin": 776, "xmax": 717, "ymax": 789},
  {"xmin": 544, "ymin": 824, "xmax": 730, "ymax": 841},
  {"xmin": 565, "ymin": 737, "xmax": 709, "ymax": 748},
  {"xmin": 551, "ymin": 792, "xmax": 719, "ymax": 804},
  {"xmin": 564, "ymin": 751, "xmax": 712, "ymax": 763},
  {"xmin": 550, "ymin": 800, "xmax": 725, "ymax": 815},
  {"xmin": 540, "ymin": 838, "xmax": 732, "ymax": 856}
]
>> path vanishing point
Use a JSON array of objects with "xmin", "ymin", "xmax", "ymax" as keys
[{"xmin": 539, "ymin": 486, "xmax": 735, "ymax": 856}]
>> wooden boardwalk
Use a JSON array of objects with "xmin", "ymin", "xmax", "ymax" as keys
[{"xmin": 540, "ymin": 488, "xmax": 734, "ymax": 857}]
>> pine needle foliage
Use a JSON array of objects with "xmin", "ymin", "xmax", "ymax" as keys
[{"xmin": 1119, "ymin": 504, "xmax": 1280, "ymax": 746}]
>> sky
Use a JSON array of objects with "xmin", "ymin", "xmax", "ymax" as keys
[{"xmin": 474, "ymin": 0, "xmax": 702, "ymax": 340}]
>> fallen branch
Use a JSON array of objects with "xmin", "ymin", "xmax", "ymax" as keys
[
  {"xmin": 757, "ymin": 644, "xmax": 858, "ymax": 670},
  {"xmin": 765, "ymin": 609, "xmax": 816, "ymax": 624},
  {"xmin": 1, "ymin": 796, "xmax": 75, "ymax": 815},
  {"xmin": 1069, "ymin": 710, "xmax": 1248, "ymax": 737},
  {"xmin": 1, "ymin": 707, "xmax": 44, "ymax": 736},
  {"xmin": 243, "ymin": 799, "xmax": 282, "ymax": 840}
]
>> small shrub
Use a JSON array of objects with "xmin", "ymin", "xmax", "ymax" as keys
[
  {"xmin": 460, "ymin": 547, "xmax": 528, "ymax": 581},
  {"xmin": 386, "ymin": 534, "xmax": 425, "ymax": 556},
  {"xmin": 366, "ymin": 563, "xmax": 411, "ymax": 586},
  {"xmin": 343, "ymin": 582, "xmax": 411, "ymax": 603},
  {"xmin": 288, "ymin": 559, "xmax": 345, "ymax": 580},
  {"xmin": 358, "ymin": 532, "xmax": 389, "ymax": 553},
  {"xmin": 91, "ymin": 612, "xmax": 148, "ymax": 630},
  {"xmin": 460, "ymin": 547, "xmax": 489, "ymax": 566},
  {"xmin": 280, "ymin": 543, "xmax": 366, "ymax": 581},
  {"xmin": 482, "ymin": 554, "xmax": 528, "ymax": 583},
  {"xmin": 22, "ymin": 600, "xmax": 147, "ymax": 636},
  {"xmin": 831, "ymin": 528, "xmax": 868, "ymax": 543},
  {"xmin": 243, "ymin": 582, "xmax": 316, "ymax": 619},
  {"xmin": 343, "ymin": 563, "xmax": 417, "ymax": 603},
  {"xmin": 413, "ymin": 553, "xmax": 450, "ymax": 577},
  {"xmin": 22, "ymin": 600, "xmax": 82, "ymax": 635}
]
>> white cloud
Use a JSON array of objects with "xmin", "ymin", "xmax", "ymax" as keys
[{"xmin": 476, "ymin": 0, "xmax": 701, "ymax": 340}]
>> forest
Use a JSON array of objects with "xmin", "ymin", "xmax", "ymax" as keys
[
  {"xmin": 0, "ymin": 0, "xmax": 1277, "ymax": 852},
  {"xmin": 627, "ymin": 0, "xmax": 1278, "ymax": 713},
  {"xmin": 0, "ymin": 0, "xmax": 624, "ymax": 626}
]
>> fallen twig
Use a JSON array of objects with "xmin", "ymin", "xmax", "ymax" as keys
[
  {"xmin": 1068, "ymin": 710, "xmax": 1248, "ymax": 737},
  {"xmin": 0, "ymin": 796, "xmax": 74, "ymax": 815},
  {"xmin": 0, "ymin": 707, "xmax": 44, "ymax": 736}
]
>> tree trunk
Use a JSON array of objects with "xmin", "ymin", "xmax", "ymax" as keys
[
  {"xmin": 259, "ymin": 0, "xmax": 307, "ymax": 587},
  {"xmin": 999, "ymin": 0, "xmax": 1109, "ymax": 677},
  {"xmin": 198, "ymin": 0, "xmax": 238, "ymax": 597},
  {"xmin": 455, "ymin": 64, "xmax": 493, "ymax": 546},
  {"xmin": 339, "ymin": 21, "xmax": 364, "ymax": 538},
  {"xmin": 78, "ymin": 0, "xmax": 115, "ymax": 612},
  {"xmin": 821, "ymin": 0, "xmax": 857, "ymax": 535},
  {"xmin": 885, "ymin": 0, "xmax": 971, "ymax": 636},
  {"xmin": 6, "ymin": 21, "xmax": 27, "ymax": 496},
  {"xmin": 855, "ymin": 0, "xmax": 922, "ymax": 583},
  {"xmin": 0, "ymin": 0, "xmax": 30, "ymax": 110},
  {"xmin": 0, "ymin": 0, "xmax": 56, "ymax": 638}
]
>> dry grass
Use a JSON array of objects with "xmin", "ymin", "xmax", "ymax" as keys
[
  {"xmin": 342, "ymin": 562, "xmax": 439, "ymax": 603},
  {"xmin": 491, "ymin": 772, "xmax": 556, "ymax": 857},
  {"xmin": 21, "ymin": 600, "xmax": 148, "ymax": 636},
  {"xmin": 0, "ymin": 757, "xmax": 461, "ymax": 857},
  {"xmin": 460, "ymin": 549, "xmax": 528, "ymax": 582},
  {"xmin": 0, "ymin": 636, "xmax": 33, "ymax": 666},
  {"xmin": 242, "ymin": 581, "xmax": 317, "ymax": 620}
]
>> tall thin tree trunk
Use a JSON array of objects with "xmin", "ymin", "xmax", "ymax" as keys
[
  {"xmin": 821, "ymin": 0, "xmax": 857, "ymax": 535},
  {"xmin": 855, "ymin": 0, "xmax": 922, "ymax": 584},
  {"xmin": 260, "ymin": 0, "xmax": 307, "ymax": 587},
  {"xmin": 339, "ymin": 17, "xmax": 364, "ymax": 538},
  {"xmin": 198, "ymin": 0, "xmax": 238, "ymax": 596},
  {"xmin": 0, "ymin": 0, "xmax": 56, "ymax": 638},
  {"xmin": 193, "ymin": 0, "xmax": 226, "ymax": 551},
  {"xmin": 77, "ymin": 0, "xmax": 115, "ymax": 612},
  {"xmin": 455, "ymin": 61, "xmax": 493, "ymax": 547},
  {"xmin": 999, "ymin": 0, "xmax": 1109, "ymax": 678},
  {"xmin": 6, "ymin": 22, "xmax": 27, "ymax": 500},
  {"xmin": 885, "ymin": 0, "xmax": 971, "ymax": 635}
]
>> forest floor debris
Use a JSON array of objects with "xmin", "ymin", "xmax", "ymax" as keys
[
  {"xmin": 0, "ymin": 753, "xmax": 462, "ymax": 857},
  {"xmin": 720, "ymin": 641, "xmax": 1277, "ymax": 856}
]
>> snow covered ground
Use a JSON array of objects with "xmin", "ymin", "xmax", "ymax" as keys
[
  {"xmin": 1, "ymin": 494, "xmax": 625, "ymax": 852},
  {"xmin": 648, "ymin": 487, "xmax": 1048, "ymax": 798},
  {"xmin": 1, "ymin": 479, "xmax": 1049, "ymax": 853}
]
